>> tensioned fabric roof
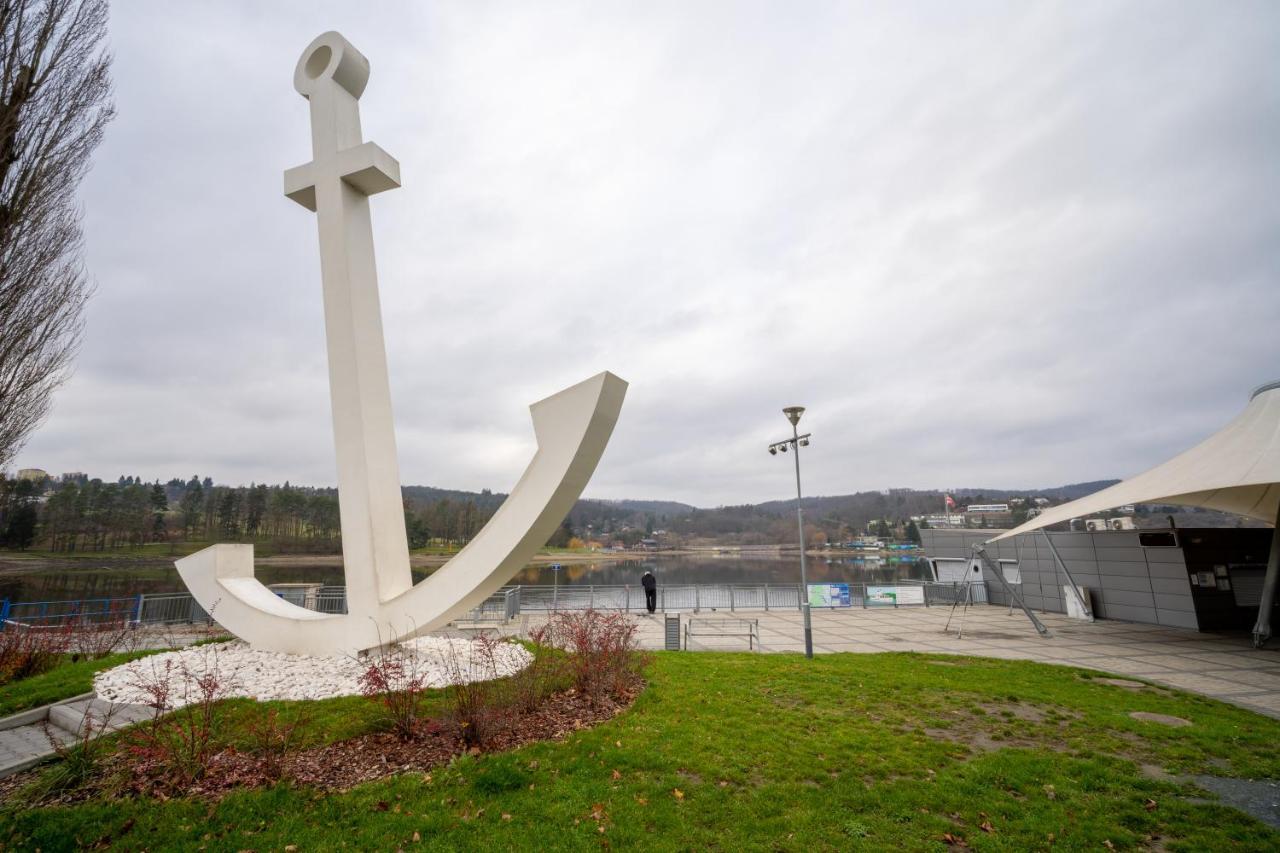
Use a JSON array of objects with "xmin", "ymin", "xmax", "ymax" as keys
[{"xmin": 989, "ymin": 381, "xmax": 1280, "ymax": 543}]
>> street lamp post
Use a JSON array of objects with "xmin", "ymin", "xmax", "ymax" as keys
[{"xmin": 769, "ymin": 406, "xmax": 813, "ymax": 658}]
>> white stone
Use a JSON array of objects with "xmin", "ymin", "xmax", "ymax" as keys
[
  {"xmin": 174, "ymin": 31, "xmax": 626, "ymax": 656},
  {"xmin": 93, "ymin": 638, "xmax": 532, "ymax": 709}
]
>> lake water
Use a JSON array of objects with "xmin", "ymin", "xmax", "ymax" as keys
[{"xmin": 0, "ymin": 553, "xmax": 931, "ymax": 603}]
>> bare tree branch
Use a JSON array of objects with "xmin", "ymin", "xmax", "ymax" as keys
[{"xmin": 0, "ymin": 0, "xmax": 112, "ymax": 469}]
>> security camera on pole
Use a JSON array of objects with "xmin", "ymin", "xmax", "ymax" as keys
[{"xmin": 768, "ymin": 406, "xmax": 813, "ymax": 658}]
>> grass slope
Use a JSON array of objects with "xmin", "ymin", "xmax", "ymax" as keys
[
  {"xmin": 4, "ymin": 651, "xmax": 1280, "ymax": 851},
  {"xmin": 0, "ymin": 652, "xmax": 156, "ymax": 718}
]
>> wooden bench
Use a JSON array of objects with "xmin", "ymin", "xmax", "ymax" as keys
[{"xmin": 684, "ymin": 617, "xmax": 760, "ymax": 651}]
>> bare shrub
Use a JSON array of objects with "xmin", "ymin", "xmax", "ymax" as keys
[
  {"xmin": 244, "ymin": 707, "xmax": 306, "ymax": 782},
  {"xmin": 122, "ymin": 645, "xmax": 238, "ymax": 794},
  {"xmin": 0, "ymin": 622, "xmax": 72, "ymax": 684},
  {"xmin": 68, "ymin": 617, "xmax": 137, "ymax": 660},
  {"xmin": 358, "ymin": 644, "xmax": 431, "ymax": 742},
  {"xmin": 510, "ymin": 623, "xmax": 564, "ymax": 712},
  {"xmin": 548, "ymin": 610, "xmax": 647, "ymax": 702},
  {"xmin": 433, "ymin": 634, "xmax": 508, "ymax": 749}
]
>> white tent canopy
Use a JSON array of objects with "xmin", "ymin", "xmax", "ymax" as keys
[{"xmin": 991, "ymin": 380, "xmax": 1280, "ymax": 543}]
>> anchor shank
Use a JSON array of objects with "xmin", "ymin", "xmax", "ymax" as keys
[{"xmin": 311, "ymin": 173, "xmax": 413, "ymax": 611}]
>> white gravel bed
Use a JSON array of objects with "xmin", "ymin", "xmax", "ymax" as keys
[{"xmin": 93, "ymin": 636, "xmax": 532, "ymax": 709}]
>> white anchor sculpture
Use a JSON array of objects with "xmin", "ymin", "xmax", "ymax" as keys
[{"xmin": 176, "ymin": 32, "xmax": 626, "ymax": 656}]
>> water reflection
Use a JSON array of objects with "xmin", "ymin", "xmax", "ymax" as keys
[
  {"xmin": 0, "ymin": 554, "xmax": 931, "ymax": 602},
  {"xmin": 510, "ymin": 555, "xmax": 931, "ymax": 587}
]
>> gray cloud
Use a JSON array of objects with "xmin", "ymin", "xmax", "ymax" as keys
[{"xmin": 14, "ymin": 0, "xmax": 1280, "ymax": 506}]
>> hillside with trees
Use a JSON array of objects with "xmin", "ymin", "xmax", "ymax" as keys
[{"xmin": 1, "ymin": 472, "xmax": 1258, "ymax": 555}]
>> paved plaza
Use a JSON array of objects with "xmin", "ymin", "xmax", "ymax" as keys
[{"xmin": 499, "ymin": 606, "xmax": 1280, "ymax": 720}]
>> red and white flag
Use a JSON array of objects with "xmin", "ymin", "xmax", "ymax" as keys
[{"xmin": 945, "ymin": 495, "xmax": 956, "ymax": 510}]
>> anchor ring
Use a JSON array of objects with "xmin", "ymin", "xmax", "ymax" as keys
[{"xmin": 294, "ymin": 31, "xmax": 370, "ymax": 100}]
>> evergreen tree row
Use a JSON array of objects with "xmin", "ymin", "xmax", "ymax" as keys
[{"xmin": 0, "ymin": 474, "xmax": 500, "ymax": 553}]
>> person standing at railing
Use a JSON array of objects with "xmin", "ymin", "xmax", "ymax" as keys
[{"xmin": 641, "ymin": 571, "xmax": 657, "ymax": 614}]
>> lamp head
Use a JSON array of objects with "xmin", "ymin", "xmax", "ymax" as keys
[{"xmin": 783, "ymin": 406, "xmax": 805, "ymax": 427}]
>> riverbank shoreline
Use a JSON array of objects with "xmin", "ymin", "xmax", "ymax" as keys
[
  {"xmin": 0, "ymin": 544, "xmax": 917, "ymax": 575},
  {"xmin": 0, "ymin": 547, "xmax": 688, "ymax": 574}
]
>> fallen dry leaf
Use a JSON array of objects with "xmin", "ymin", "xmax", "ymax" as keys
[
  {"xmin": 501, "ymin": 813, "xmax": 512, "ymax": 821},
  {"xmin": 611, "ymin": 769, "xmax": 622, "ymax": 781},
  {"xmin": 1145, "ymin": 799, "xmax": 1158, "ymax": 812},
  {"xmin": 673, "ymin": 788, "xmax": 685, "ymax": 801},
  {"xmin": 412, "ymin": 830, "xmax": 421, "ymax": 842},
  {"xmin": 979, "ymin": 821, "xmax": 994, "ymax": 833}
]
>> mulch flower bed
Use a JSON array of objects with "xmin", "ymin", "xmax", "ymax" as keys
[
  {"xmin": 5, "ymin": 678, "xmax": 644, "ymax": 805},
  {"xmin": 290, "ymin": 678, "xmax": 643, "ymax": 792}
]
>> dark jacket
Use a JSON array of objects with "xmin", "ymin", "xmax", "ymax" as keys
[{"xmin": 641, "ymin": 573, "xmax": 656, "ymax": 591}]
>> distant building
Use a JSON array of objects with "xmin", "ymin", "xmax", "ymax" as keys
[
  {"xmin": 1084, "ymin": 517, "xmax": 1136, "ymax": 532},
  {"xmin": 964, "ymin": 503, "xmax": 1013, "ymax": 527},
  {"xmin": 16, "ymin": 468, "xmax": 48, "ymax": 482},
  {"xmin": 921, "ymin": 514, "xmax": 966, "ymax": 528}
]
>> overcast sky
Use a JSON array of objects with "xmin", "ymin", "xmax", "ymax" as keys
[{"xmin": 12, "ymin": 1, "xmax": 1280, "ymax": 507}]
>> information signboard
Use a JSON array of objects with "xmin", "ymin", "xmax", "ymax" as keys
[
  {"xmin": 867, "ymin": 586, "xmax": 898, "ymax": 606},
  {"xmin": 896, "ymin": 586, "xmax": 925, "ymax": 605},
  {"xmin": 867, "ymin": 585, "xmax": 925, "ymax": 606},
  {"xmin": 807, "ymin": 583, "xmax": 851, "ymax": 608}
]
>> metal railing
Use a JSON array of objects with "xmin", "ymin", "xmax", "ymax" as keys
[
  {"xmin": 1, "ymin": 580, "xmax": 993, "ymax": 630},
  {"xmin": 0, "ymin": 595, "xmax": 141, "ymax": 629},
  {"xmin": 138, "ymin": 592, "xmax": 211, "ymax": 625}
]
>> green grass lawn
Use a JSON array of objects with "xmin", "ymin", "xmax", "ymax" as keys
[
  {"xmin": 1, "ymin": 543, "xmax": 201, "ymax": 560},
  {"xmin": 0, "ymin": 651, "xmax": 158, "ymax": 717},
  {"xmin": 4, "ymin": 651, "xmax": 1280, "ymax": 851}
]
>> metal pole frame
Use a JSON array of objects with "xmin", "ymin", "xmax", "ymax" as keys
[
  {"xmin": 1251, "ymin": 503, "xmax": 1280, "ymax": 648},
  {"xmin": 973, "ymin": 544, "xmax": 1051, "ymax": 638},
  {"xmin": 1041, "ymin": 531, "xmax": 1093, "ymax": 622},
  {"xmin": 790, "ymin": 420, "xmax": 814, "ymax": 658}
]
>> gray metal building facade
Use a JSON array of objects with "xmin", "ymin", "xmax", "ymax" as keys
[{"xmin": 920, "ymin": 528, "xmax": 1198, "ymax": 629}]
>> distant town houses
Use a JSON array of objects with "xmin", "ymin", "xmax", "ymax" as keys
[{"xmin": 911, "ymin": 495, "xmax": 1141, "ymax": 532}]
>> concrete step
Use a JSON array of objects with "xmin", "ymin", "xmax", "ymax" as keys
[
  {"xmin": 0, "ymin": 722, "xmax": 77, "ymax": 779},
  {"xmin": 48, "ymin": 697, "xmax": 153, "ymax": 736},
  {"xmin": 0, "ymin": 693, "xmax": 155, "ymax": 779}
]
